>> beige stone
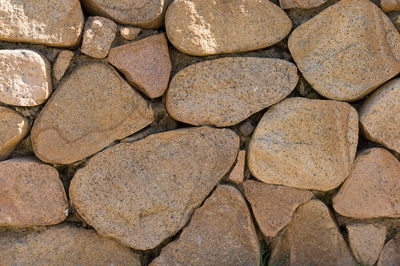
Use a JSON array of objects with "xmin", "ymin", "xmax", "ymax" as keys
[
  {"xmin": 377, "ymin": 234, "xmax": 400, "ymax": 266},
  {"xmin": 280, "ymin": 0, "xmax": 328, "ymax": 9},
  {"xmin": 165, "ymin": 0, "xmax": 292, "ymax": 56},
  {"xmin": 31, "ymin": 62, "xmax": 153, "ymax": 164},
  {"xmin": 53, "ymin": 50, "xmax": 74, "ymax": 81},
  {"xmin": 227, "ymin": 150, "xmax": 246, "ymax": 184},
  {"xmin": 108, "ymin": 34, "xmax": 171, "ymax": 98},
  {"xmin": 333, "ymin": 148, "xmax": 400, "ymax": 218},
  {"xmin": 381, "ymin": 0, "xmax": 400, "ymax": 13},
  {"xmin": 151, "ymin": 185, "xmax": 259, "ymax": 265},
  {"xmin": 248, "ymin": 97, "xmax": 358, "ymax": 191},
  {"xmin": 166, "ymin": 57, "xmax": 298, "ymax": 127},
  {"xmin": 70, "ymin": 127, "xmax": 239, "ymax": 250},
  {"xmin": 119, "ymin": 27, "xmax": 141, "ymax": 41},
  {"xmin": 288, "ymin": 0, "xmax": 400, "ymax": 101}
]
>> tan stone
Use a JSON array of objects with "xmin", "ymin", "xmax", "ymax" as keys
[
  {"xmin": 0, "ymin": 49, "xmax": 52, "ymax": 106},
  {"xmin": 288, "ymin": 0, "xmax": 400, "ymax": 101},
  {"xmin": 248, "ymin": 97, "xmax": 358, "ymax": 191},
  {"xmin": 227, "ymin": 150, "xmax": 246, "ymax": 184},
  {"xmin": 381, "ymin": 0, "xmax": 400, "ymax": 13},
  {"xmin": 377, "ymin": 234, "xmax": 400, "ymax": 266},
  {"xmin": 0, "ymin": 0, "xmax": 84, "ymax": 47},
  {"xmin": 119, "ymin": 27, "xmax": 141, "ymax": 41},
  {"xmin": 165, "ymin": 0, "xmax": 292, "ymax": 56},
  {"xmin": 70, "ymin": 127, "xmax": 239, "ymax": 250},
  {"xmin": 166, "ymin": 57, "xmax": 298, "ymax": 127},
  {"xmin": 333, "ymin": 148, "xmax": 400, "ymax": 218},
  {"xmin": 151, "ymin": 185, "xmax": 259, "ymax": 265},
  {"xmin": 53, "ymin": 50, "xmax": 74, "ymax": 81},
  {"xmin": 280, "ymin": 0, "xmax": 328, "ymax": 9},
  {"xmin": 31, "ymin": 62, "xmax": 153, "ymax": 164},
  {"xmin": 108, "ymin": 34, "xmax": 171, "ymax": 98}
]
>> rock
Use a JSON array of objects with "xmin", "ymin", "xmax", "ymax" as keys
[
  {"xmin": 70, "ymin": 127, "xmax": 239, "ymax": 250},
  {"xmin": 0, "ymin": 225, "xmax": 141, "ymax": 265},
  {"xmin": 333, "ymin": 148, "xmax": 400, "ymax": 218},
  {"xmin": 239, "ymin": 121, "xmax": 255, "ymax": 137},
  {"xmin": 166, "ymin": 57, "xmax": 298, "ymax": 127},
  {"xmin": 151, "ymin": 185, "xmax": 259, "ymax": 265},
  {"xmin": 243, "ymin": 180, "xmax": 313, "ymax": 237},
  {"xmin": 248, "ymin": 97, "xmax": 358, "ymax": 191},
  {"xmin": 280, "ymin": 0, "xmax": 328, "ymax": 9},
  {"xmin": 0, "ymin": 158, "xmax": 68, "ymax": 228},
  {"xmin": 165, "ymin": 0, "xmax": 292, "ymax": 56},
  {"xmin": 31, "ymin": 62, "xmax": 153, "ymax": 164},
  {"xmin": 381, "ymin": 0, "xmax": 400, "ymax": 13},
  {"xmin": 377, "ymin": 234, "xmax": 400, "ymax": 266},
  {"xmin": 227, "ymin": 150, "xmax": 246, "ymax": 184},
  {"xmin": 0, "ymin": 49, "xmax": 52, "ymax": 106},
  {"xmin": 53, "ymin": 50, "xmax": 74, "ymax": 81},
  {"xmin": 0, "ymin": 0, "xmax": 84, "ymax": 47},
  {"xmin": 389, "ymin": 12, "xmax": 400, "ymax": 32},
  {"xmin": 81, "ymin": 16, "xmax": 117, "ymax": 59},
  {"xmin": 288, "ymin": 0, "xmax": 400, "ymax": 101},
  {"xmin": 119, "ymin": 27, "xmax": 141, "ymax": 41},
  {"xmin": 108, "ymin": 34, "xmax": 171, "ymax": 98}
]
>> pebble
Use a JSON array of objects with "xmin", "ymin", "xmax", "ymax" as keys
[
  {"xmin": 53, "ymin": 50, "xmax": 74, "ymax": 81},
  {"xmin": 227, "ymin": 150, "xmax": 246, "ymax": 184},
  {"xmin": 381, "ymin": 0, "xmax": 400, "ymax": 13},
  {"xmin": 280, "ymin": 0, "xmax": 328, "ymax": 9},
  {"xmin": 119, "ymin": 27, "xmax": 141, "ymax": 41}
]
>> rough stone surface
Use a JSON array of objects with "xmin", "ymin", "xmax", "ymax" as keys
[
  {"xmin": 166, "ymin": 57, "xmax": 298, "ymax": 126},
  {"xmin": 333, "ymin": 148, "xmax": 400, "ymax": 218},
  {"xmin": 0, "ymin": 49, "xmax": 52, "ymax": 106},
  {"xmin": 248, "ymin": 97, "xmax": 358, "ymax": 191},
  {"xmin": 31, "ymin": 62, "xmax": 153, "ymax": 164},
  {"xmin": 70, "ymin": 127, "xmax": 239, "ymax": 250},
  {"xmin": 377, "ymin": 234, "xmax": 400, "ymax": 266},
  {"xmin": 120, "ymin": 27, "xmax": 141, "ymax": 41},
  {"xmin": 289, "ymin": 0, "xmax": 400, "ymax": 101},
  {"xmin": 239, "ymin": 121, "xmax": 255, "ymax": 137},
  {"xmin": 108, "ymin": 34, "xmax": 171, "ymax": 98},
  {"xmin": 280, "ymin": 0, "xmax": 328, "ymax": 9},
  {"xmin": 165, "ymin": 0, "xmax": 292, "ymax": 56},
  {"xmin": 151, "ymin": 185, "xmax": 259, "ymax": 266},
  {"xmin": 381, "ymin": 0, "xmax": 400, "ymax": 13},
  {"xmin": 227, "ymin": 150, "xmax": 246, "ymax": 184},
  {"xmin": 53, "ymin": 50, "xmax": 74, "ymax": 81}
]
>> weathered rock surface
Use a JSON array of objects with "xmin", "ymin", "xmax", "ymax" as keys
[
  {"xmin": 248, "ymin": 97, "xmax": 358, "ymax": 191},
  {"xmin": 151, "ymin": 185, "xmax": 259, "ymax": 266},
  {"xmin": 381, "ymin": 0, "xmax": 400, "ymax": 13},
  {"xmin": 31, "ymin": 62, "xmax": 153, "ymax": 164},
  {"xmin": 280, "ymin": 0, "xmax": 328, "ymax": 9},
  {"xmin": 53, "ymin": 50, "xmax": 74, "ymax": 81},
  {"xmin": 166, "ymin": 57, "xmax": 298, "ymax": 126},
  {"xmin": 377, "ymin": 234, "xmax": 400, "ymax": 266},
  {"xmin": 120, "ymin": 27, "xmax": 141, "ymax": 41},
  {"xmin": 165, "ymin": 0, "xmax": 292, "ymax": 56},
  {"xmin": 70, "ymin": 127, "xmax": 239, "ymax": 250},
  {"xmin": 289, "ymin": 0, "xmax": 400, "ymax": 101},
  {"xmin": 227, "ymin": 150, "xmax": 246, "ymax": 184}
]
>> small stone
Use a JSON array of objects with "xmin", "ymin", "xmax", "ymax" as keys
[
  {"xmin": 377, "ymin": 234, "xmax": 400, "ymax": 266},
  {"xmin": 389, "ymin": 12, "xmax": 400, "ymax": 32},
  {"xmin": 53, "ymin": 50, "xmax": 74, "ymax": 81},
  {"xmin": 227, "ymin": 150, "xmax": 246, "ymax": 184},
  {"xmin": 151, "ymin": 185, "xmax": 259, "ymax": 265},
  {"xmin": 381, "ymin": 0, "xmax": 400, "ymax": 13},
  {"xmin": 239, "ymin": 121, "xmax": 255, "ymax": 137},
  {"xmin": 119, "ymin": 27, "xmax": 141, "ymax": 41},
  {"xmin": 280, "ymin": 0, "xmax": 328, "ymax": 9},
  {"xmin": 108, "ymin": 34, "xmax": 171, "ymax": 98},
  {"xmin": 0, "ymin": 49, "xmax": 52, "ymax": 106}
]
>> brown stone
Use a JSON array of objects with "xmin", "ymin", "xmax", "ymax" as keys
[
  {"xmin": 31, "ymin": 62, "xmax": 153, "ymax": 164},
  {"xmin": 151, "ymin": 185, "xmax": 259, "ymax": 265},
  {"xmin": 227, "ymin": 150, "xmax": 246, "ymax": 184},
  {"xmin": 239, "ymin": 121, "xmax": 255, "ymax": 137},
  {"xmin": 377, "ymin": 234, "xmax": 400, "ymax": 266},
  {"xmin": 119, "ymin": 27, "xmax": 141, "ymax": 41},
  {"xmin": 381, "ymin": 0, "xmax": 400, "ymax": 13},
  {"xmin": 280, "ymin": 0, "xmax": 328, "ymax": 9},
  {"xmin": 53, "ymin": 50, "xmax": 74, "ymax": 81}
]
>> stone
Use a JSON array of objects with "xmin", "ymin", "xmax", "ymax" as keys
[
  {"xmin": 333, "ymin": 148, "xmax": 400, "ymax": 218},
  {"xmin": 31, "ymin": 62, "xmax": 153, "ymax": 164},
  {"xmin": 81, "ymin": 16, "xmax": 117, "ymax": 59},
  {"xmin": 0, "ymin": 49, "xmax": 52, "ymax": 106},
  {"xmin": 0, "ymin": 225, "xmax": 141, "ymax": 265},
  {"xmin": 377, "ymin": 234, "xmax": 400, "ymax": 266},
  {"xmin": 108, "ymin": 34, "xmax": 171, "ymax": 98},
  {"xmin": 280, "ymin": 0, "xmax": 328, "ymax": 9},
  {"xmin": 248, "ymin": 97, "xmax": 358, "ymax": 191},
  {"xmin": 69, "ymin": 127, "xmax": 239, "ymax": 250},
  {"xmin": 53, "ymin": 50, "xmax": 74, "ymax": 81},
  {"xmin": 0, "ymin": 0, "xmax": 84, "ymax": 47},
  {"xmin": 151, "ymin": 185, "xmax": 259, "ymax": 265},
  {"xmin": 288, "ymin": 0, "xmax": 400, "ymax": 101},
  {"xmin": 381, "ymin": 0, "xmax": 400, "ymax": 13},
  {"xmin": 227, "ymin": 150, "xmax": 246, "ymax": 184},
  {"xmin": 239, "ymin": 121, "xmax": 255, "ymax": 137},
  {"xmin": 165, "ymin": 0, "xmax": 292, "ymax": 56},
  {"xmin": 0, "ymin": 158, "xmax": 68, "ymax": 228},
  {"xmin": 166, "ymin": 57, "xmax": 298, "ymax": 127},
  {"xmin": 119, "ymin": 27, "xmax": 141, "ymax": 41}
]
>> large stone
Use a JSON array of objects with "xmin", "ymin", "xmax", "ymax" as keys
[
  {"xmin": 53, "ymin": 50, "xmax": 74, "ymax": 81},
  {"xmin": 31, "ymin": 62, "xmax": 153, "ymax": 164},
  {"xmin": 280, "ymin": 0, "xmax": 328, "ymax": 9},
  {"xmin": 377, "ymin": 234, "xmax": 400, "ymax": 266},
  {"xmin": 248, "ymin": 97, "xmax": 358, "ymax": 191},
  {"xmin": 288, "ymin": 0, "xmax": 400, "ymax": 101},
  {"xmin": 151, "ymin": 185, "xmax": 259, "ymax": 265},
  {"xmin": 0, "ymin": 0, "xmax": 84, "ymax": 47},
  {"xmin": 70, "ymin": 127, "xmax": 239, "ymax": 250},
  {"xmin": 165, "ymin": 0, "xmax": 292, "ymax": 56},
  {"xmin": 166, "ymin": 57, "xmax": 298, "ymax": 127},
  {"xmin": 381, "ymin": 0, "xmax": 400, "ymax": 13},
  {"xmin": 333, "ymin": 148, "xmax": 400, "ymax": 218}
]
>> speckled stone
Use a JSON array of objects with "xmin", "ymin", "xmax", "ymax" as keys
[
  {"xmin": 53, "ymin": 50, "xmax": 74, "ymax": 81},
  {"xmin": 239, "ymin": 121, "xmax": 255, "ymax": 137},
  {"xmin": 280, "ymin": 0, "xmax": 328, "ymax": 9},
  {"xmin": 381, "ymin": 0, "xmax": 400, "ymax": 13},
  {"xmin": 119, "ymin": 27, "xmax": 141, "ymax": 41},
  {"xmin": 377, "ymin": 233, "xmax": 400, "ymax": 266},
  {"xmin": 166, "ymin": 57, "xmax": 298, "ymax": 127},
  {"xmin": 289, "ymin": 0, "xmax": 400, "ymax": 101},
  {"xmin": 227, "ymin": 150, "xmax": 246, "ymax": 184}
]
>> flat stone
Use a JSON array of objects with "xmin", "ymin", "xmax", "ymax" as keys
[
  {"xmin": 377, "ymin": 234, "xmax": 400, "ymax": 266},
  {"xmin": 381, "ymin": 0, "xmax": 400, "ymax": 13},
  {"xmin": 248, "ymin": 97, "xmax": 358, "ymax": 191},
  {"xmin": 119, "ymin": 27, "xmax": 141, "ymax": 41},
  {"xmin": 0, "ymin": 49, "xmax": 52, "ymax": 106},
  {"xmin": 151, "ymin": 185, "xmax": 259, "ymax": 265},
  {"xmin": 31, "ymin": 62, "xmax": 153, "ymax": 164},
  {"xmin": 0, "ymin": 0, "xmax": 84, "ymax": 47},
  {"xmin": 288, "ymin": 0, "xmax": 400, "ymax": 101},
  {"xmin": 70, "ymin": 127, "xmax": 239, "ymax": 250},
  {"xmin": 108, "ymin": 34, "xmax": 171, "ymax": 98},
  {"xmin": 333, "ymin": 148, "xmax": 400, "ymax": 218},
  {"xmin": 165, "ymin": 0, "xmax": 292, "ymax": 56},
  {"xmin": 280, "ymin": 0, "xmax": 328, "ymax": 9},
  {"xmin": 53, "ymin": 50, "xmax": 74, "ymax": 81},
  {"xmin": 227, "ymin": 150, "xmax": 246, "ymax": 184},
  {"xmin": 166, "ymin": 57, "xmax": 298, "ymax": 127}
]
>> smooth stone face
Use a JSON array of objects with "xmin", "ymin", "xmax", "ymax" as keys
[
  {"xmin": 70, "ymin": 127, "xmax": 239, "ymax": 250},
  {"xmin": 289, "ymin": 0, "xmax": 400, "ymax": 101},
  {"xmin": 119, "ymin": 27, "xmax": 141, "ymax": 41},
  {"xmin": 166, "ymin": 57, "xmax": 298, "ymax": 127},
  {"xmin": 248, "ymin": 97, "xmax": 358, "ymax": 191},
  {"xmin": 53, "ymin": 50, "xmax": 74, "ymax": 81},
  {"xmin": 280, "ymin": 0, "xmax": 328, "ymax": 9},
  {"xmin": 31, "ymin": 62, "xmax": 153, "ymax": 164},
  {"xmin": 165, "ymin": 0, "xmax": 292, "ymax": 56},
  {"xmin": 151, "ymin": 185, "xmax": 259, "ymax": 266},
  {"xmin": 381, "ymin": 0, "xmax": 400, "ymax": 13},
  {"xmin": 377, "ymin": 234, "xmax": 400, "ymax": 266}
]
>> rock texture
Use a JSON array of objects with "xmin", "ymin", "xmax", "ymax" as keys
[
  {"xmin": 53, "ymin": 50, "xmax": 74, "ymax": 81},
  {"xmin": 120, "ymin": 27, "xmax": 141, "ymax": 41},
  {"xmin": 280, "ymin": 0, "xmax": 328, "ymax": 9},
  {"xmin": 227, "ymin": 150, "xmax": 246, "ymax": 184},
  {"xmin": 378, "ymin": 234, "xmax": 400, "ymax": 266},
  {"xmin": 381, "ymin": 0, "xmax": 400, "ymax": 13}
]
